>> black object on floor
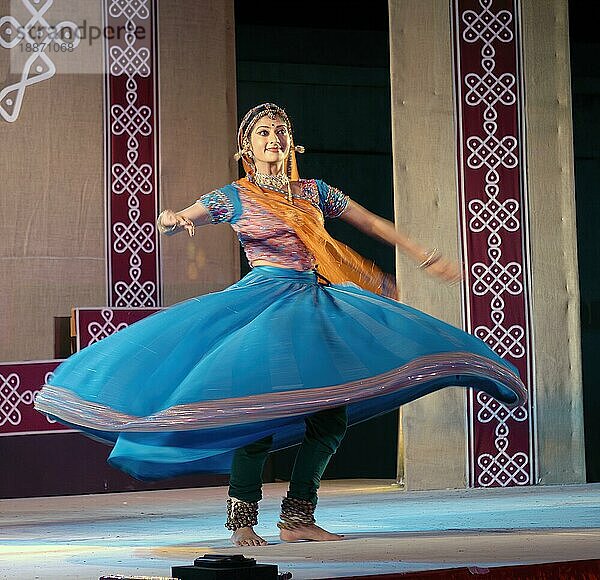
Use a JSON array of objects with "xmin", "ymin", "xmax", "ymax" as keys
[{"xmin": 172, "ymin": 554, "xmax": 279, "ymax": 580}]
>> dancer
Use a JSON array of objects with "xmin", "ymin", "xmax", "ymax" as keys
[{"xmin": 36, "ymin": 103, "xmax": 526, "ymax": 547}]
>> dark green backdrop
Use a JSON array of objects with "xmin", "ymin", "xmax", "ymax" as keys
[
  {"xmin": 235, "ymin": 1, "xmax": 399, "ymax": 481},
  {"xmin": 570, "ymin": 0, "xmax": 599, "ymax": 483}
]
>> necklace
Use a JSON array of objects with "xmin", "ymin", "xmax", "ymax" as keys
[
  {"xmin": 251, "ymin": 171, "xmax": 293, "ymax": 203},
  {"xmin": 252, "ymin": 171, "xmax": 289, "ymax": 192}
]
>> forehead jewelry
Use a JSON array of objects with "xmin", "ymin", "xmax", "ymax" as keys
[{"xmin": 239, "ymin": 104, "xmax": 290, "ymax": 146}]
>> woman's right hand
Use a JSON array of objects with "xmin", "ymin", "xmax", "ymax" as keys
[
  {"xmin": 159, "ymin": 209, "xmax": 195, "ymax": 236},
  {"xmin": 159, "ymin": 209, "xmax": 178, "ymax": 227}
]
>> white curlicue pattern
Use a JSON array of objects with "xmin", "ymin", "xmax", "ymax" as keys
[
  {"xmin": 0, "ymin": 0, "xmax": 80, "ymax": 122},
  {"xmin": 87, "ymin": 309, "xmax": 129, "ymax": 345},
  {"xmin": 0, "ymin": 373, "xmax": 33, "ymax": 427},
  {"xmin": 476, "ymin": 389, "xmax": 528, "ymax": 486},
  {"xmin": 457, "ymin": 0, "xmax": 533, "ymax": 487},
  {"xmin": 1, "ymin": 371, "xmax": 55, "ymax": 427},
  {"xmin": 462, "ymin": 0, "xmax": 522, "ymax": 355},
  {"xmin": 106, "ymin": 0, "xmax": 157, "ymax": 307}
]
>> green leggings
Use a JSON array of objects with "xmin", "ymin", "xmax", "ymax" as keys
[{"xmin": 228, "ymin": 406, "xmax": 348, "ymax": 505}]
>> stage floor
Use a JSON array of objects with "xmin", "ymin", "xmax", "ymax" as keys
[{"xmin": 0, "ymin": 479, "xmax": 598, "ymax": 579}]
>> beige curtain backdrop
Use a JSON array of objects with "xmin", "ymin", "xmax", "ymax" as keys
[
  {"xmin": 0, "ymin": 1, "xmax": 105, "ymax": 362},
  {"xmin": 159, "ymin": 0, "xmax": 239, "ymax": 305},
  {"xmin": 389, "ymin": 0, "xmax": 585, "ymax": 489},
  {"xmin": 389, "ymin": 0, "xmax": 466, "ymax": 490},
  {"xmin": 0, "ymin": 0, "xmax": 239, "ymax": 362}
]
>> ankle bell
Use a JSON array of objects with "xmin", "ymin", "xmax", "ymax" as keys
[
  {"xmin": 225, "ymin": 497, "xmax": 259, "ymax": 531},
  {"xmin": 277, "ymin": 496, "xmax": 316, "ymax": 530}
]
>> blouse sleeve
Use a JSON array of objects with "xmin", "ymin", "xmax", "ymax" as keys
[
  {"xmin": 315, "ymin": 179, "xmax": 350, "ymax": 219},
  {"xmin": 197, "ymin": 185, "xmax": 242, "ymax": 224}
]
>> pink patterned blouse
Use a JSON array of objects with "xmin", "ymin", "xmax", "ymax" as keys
[{"xmin": 197, "ymin": 179, "xmax": 350, "ymax": 271}]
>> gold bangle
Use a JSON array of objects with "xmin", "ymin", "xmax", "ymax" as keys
[{"xmin": 157, "ymin": 211, "xmax": 177, "ymax": 234}]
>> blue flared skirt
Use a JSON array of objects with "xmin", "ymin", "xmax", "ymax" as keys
[{"xmin": 35, "ymin": 266, "xmax": 526, "ymax": 480}]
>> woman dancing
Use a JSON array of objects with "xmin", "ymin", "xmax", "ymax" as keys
[{"xmin": 36, "ymin": 103, "xmax": 526, "ymax": 547}]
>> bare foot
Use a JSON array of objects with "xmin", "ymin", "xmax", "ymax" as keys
[
  {"xmin": 279, "ymin": 523, "xmax": 344, "ymax": 542},
  {"xmin": 231, "ymin": 526, "xmax": 268, "ymax": 547}
]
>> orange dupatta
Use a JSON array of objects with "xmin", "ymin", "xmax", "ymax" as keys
[{"xmin": 235, "ymin": 177, "xmax": 398, "ymax": 300}]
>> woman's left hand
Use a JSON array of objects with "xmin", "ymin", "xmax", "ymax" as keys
[{"xmin": 424, "ymin": 256, "xmax": 463, "ymax": 285}]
